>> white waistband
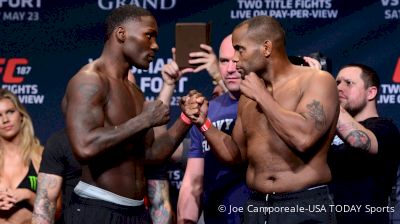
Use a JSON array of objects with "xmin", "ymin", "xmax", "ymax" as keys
[
  {"xmin": 74, "ymin": 181, "xmax": 144, "ymax": 206},
  {"xmin": 308, "ymin": 184, "xmax": 327, "ymax": 191}
]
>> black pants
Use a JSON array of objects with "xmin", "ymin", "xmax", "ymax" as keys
[
  {"xmin": 244, "ymin": 185, "xmax": 337, "ymax": 224},
  {"xmin": 63, "ymin": 192, "xmax": 151, "ymax": 224}
]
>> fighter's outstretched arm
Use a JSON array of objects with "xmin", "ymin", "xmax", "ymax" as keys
[
  {"xmin": 65, "ymin": 73, "xmax": 169, "ymax": 163},
  {"xmin": 181, "ymin": 91, "xmax": 247, "ymax": 164}
]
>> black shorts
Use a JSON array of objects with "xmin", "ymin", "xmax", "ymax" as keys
[
  {"xmin": 244, "ymin": 185, "xmax": 337, "ymax": 224},
  {"xmin": 62, "ymin": 192, "xmax": 151, "ymax": 224}
]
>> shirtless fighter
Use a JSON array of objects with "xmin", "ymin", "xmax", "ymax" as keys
[
  {"xmin": 62, "ymin": 5, "xmax": 192, "ymax": 224},
  {"xmin": 182, "ymin": 16, "xmax": 339, "ymax": 224}
]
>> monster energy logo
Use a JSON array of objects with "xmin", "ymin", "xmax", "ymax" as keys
[{"xmin": 28, "ymin": 176, "xmax": 37, "ymax": 191}]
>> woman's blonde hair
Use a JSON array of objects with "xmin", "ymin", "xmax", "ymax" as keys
[{"xmin": 0, "ymin": 88, "xmax": 43, "ymax": 168}]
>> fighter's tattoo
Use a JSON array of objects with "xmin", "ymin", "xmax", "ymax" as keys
[
  {"xmin": 32, "ymin": 173, "xmax": 60, "ymax": 224},
  {"xmin": 148, "ymin": 180, "xmax": 173, "ymax": 224},
  {"xmin": 78, "ymin": 83, "xmax": 100, "ymax": 101},
  {"xmin": 337, "ymin": 121, "xmax": 356, "ymax": 133},
  {"xmin": 306, "ymin": 100, "xmax": 326, "ymax": 130},
  {"xmin": 345, "ymin": 130, "xmax": 371, "ymax": 151}
]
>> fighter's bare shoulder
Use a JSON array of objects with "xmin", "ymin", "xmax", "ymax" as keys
[
  {"xmin": 311, "ymin": 68, "xmax": 335, "ymax": 85},
  {"xmin": 66, "ymin": 63, "xmax": 110, "ymax": 104},
  {"xmin": 298, "ymin": 66, "xmax": 337, "ymax": 90}
]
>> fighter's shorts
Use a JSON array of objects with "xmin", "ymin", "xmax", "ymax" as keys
[
  {"xmin": 63, "ymin": 181, "xmax": 151, "ymax": 224},
  {"xmin": 244, "ymin": 185, "xmax": 337, "ymax": 224}
]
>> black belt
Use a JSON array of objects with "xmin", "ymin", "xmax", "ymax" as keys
[{"xmin": 250, "ymin": 185, "xmax": 330, "ymax": 202}]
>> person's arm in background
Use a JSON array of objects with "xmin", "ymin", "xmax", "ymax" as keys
[
  {"xmin": 148, "ymin": 45, "xmax": 223, "ymax": 222},
  {"xmin": 177, "ymin": 158, "xmax": 204, "ymax": 224},
  {"xmin": 129, "ymin": 71, "xmax": 175, "ymax": 223},
  {"xmin": 304, "ymin": 56, "xmax": 378, "ymax": 154},
  {"xmin": 148, "ymin": 179, "xmax": 174, "ymax": 224},
  {"xmin": 177, "ymin": 126, "xmax": 205, "ymax": 224},
  {"xmin": 335, "ymin": 106, "xmax": 378, "ymax": 153},
  {"xmin": 189, "ymin": 44, "xmax": 228, "ymax": 93},
  {"xmin": 153, "ymin": 45, "xmax": 223, "ymax": 137},
  {"xmin": 153, "ymin": 47, "xmax": 192, "ymax": 140},
  {"xmin": 32, "ymin": 131, "xmax": 66, "ymax": 224},
  {"xmin": 147, "ymin": 48, "xmax": 192, "ymax": 223},
  {"xmin": 32, "ymin": 173, "xmax": 62, "ymax": 224},
  {"xmin": 157, "ymin": 48, "xmax": 193, "ymax": 106}
]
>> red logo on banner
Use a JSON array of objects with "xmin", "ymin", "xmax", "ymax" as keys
[
  {"xmin": 0, "ymin": 58, "xmax": 28, "ymax": 84},
  {"xmin": 392, "ymin": 58, "xmax": 400, "ymax": 83}
]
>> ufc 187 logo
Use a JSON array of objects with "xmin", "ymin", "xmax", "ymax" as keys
[{"xmin": 0, "ymin": 58, "xmax": 31, "ymax": 84}]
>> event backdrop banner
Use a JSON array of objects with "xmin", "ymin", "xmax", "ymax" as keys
[{"xmin": 1, "ymin": 0, "xmax": 399, "ymax": 142}]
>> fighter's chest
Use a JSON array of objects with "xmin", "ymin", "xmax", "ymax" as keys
[
  {"xmin": 105, "ymin": 84, "xmax": 144, "ymax": 121},
  {"xmin": 241, "ymin": 90, "xmax": 301, "ymax": 133}
]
